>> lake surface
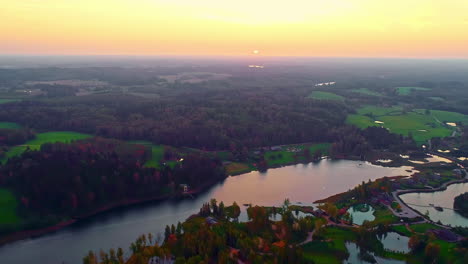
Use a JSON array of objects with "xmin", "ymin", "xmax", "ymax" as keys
[
  {"xmin": 0, "ymin": 159, "xmax": 414, "ymax": 264},
  {"xmin": 400, "ymin": 182, "xmax": 468, "ymax": 227}
]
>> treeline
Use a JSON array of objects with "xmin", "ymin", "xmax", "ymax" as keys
[
  {"xmin": 84, "ymin": 200, "xmax": 315, "ymax": 264},
  {"xmin": 0, "ymin": 138, "xmax": 225, "ymax": 233},
  {"xmin": 0, "ymin": 128, "xmax": 35, "ymax": 146},
  {"xmin": 0, "ymin": 87, "xmax": 350, "ymax": 149}
]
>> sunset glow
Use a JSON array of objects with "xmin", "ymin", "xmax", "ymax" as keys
[{"xmin": 1, "ymin": 0, "xmax": 468, "ymax": 57}]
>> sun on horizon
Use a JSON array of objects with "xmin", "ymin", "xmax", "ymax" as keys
[{"xmin": 1, "ymin": 0, "xmax": 468, "ymax": 58}]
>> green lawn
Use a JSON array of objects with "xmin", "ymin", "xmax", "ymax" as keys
[
  {"xmin": 371, "ymin": 207, "xmax": 399, "ymax": 225},
  {"xmin": 429, "ymin": 97, "xmax": 445, "ymax": 101},
  {"xmin": 409, "ymin": 223, "xmax": 442, "ymax": 233},
  {"xmin": 128, "ymin": 140, "xmax": 164, "ymax": 168},
  {"xmin": 1, "ymin": 131, "xmax": 92, "ymax": 164},
  {"xmin": 351, "ymin": 88, "xmax": 382, "ymax": 97},
  {"xmin": 302, "ymin": 241, "xmax": 345, "ymax": 264},
  {"xmin": 0, "ymin": 188, "xmax": 20, "ymax": 225},
  {"xmin": 347, "ymin": 106, "xmax": 461, "ymax": 145},
  {"xmin": 396, "ymin": 87, "xmax": 431, "ymax": 95},
  {"xmin": 308, "ymin": 91, "xmax": 344, "ymax": 101},
  {"xmin": 264, "ymin": 143, "xmax": 330, "ymax": 166},
  {"xmin": 391, "ymin": 225, "xmax": 413, "ymax": 237},
  {"xmin": 0, "ymin": 122, "xmax": 22, "ymax": 130},
  {"xmin": 0, "ymin": 99, "xmax": 20, "ymax": 104}
]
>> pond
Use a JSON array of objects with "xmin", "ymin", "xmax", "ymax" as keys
[
  {"xmin": 344, "ymin": 242, "xmax": 405, "ymax": 264},
  {"xmin": 400, "ymin": 182, "xmax": 468, "ymax": 227},
  {"xmin": 347, "ymin": 204, "xmax": 375, "ymax": 225},
  {"xmin": 378, "ymin": 232, "xmax": 410, "ymax": 253},
  {"xmin": 0, "ymin": 159, "xmax": 414, "ymax": 264}
]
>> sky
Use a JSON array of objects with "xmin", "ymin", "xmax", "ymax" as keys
[{"xmin": 1, "ymin": 0, "xmax": 468, "ymax": 57}]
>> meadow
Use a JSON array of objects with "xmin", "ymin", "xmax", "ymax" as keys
[
  {"xmin": 308, "ymin": 91, "xmax": 344, "ymax": 101},
  {"xmin": 396, "ymin": 87, "xmax": 431, "ymax": 95},
  {"xmin": 0, "ymin": 188, "xmax": 20, "ymax": 225},
  {"xmin": 128, "ymin": 140, "xmax": 165, "ymax": 168},
  {"xmin": 1, "ymin": 131, "xmax": 92, "ymax": 164},
  {"xmin": 264, "ymin": 143, "xmax": 331, "ymax": 166},
  {"xmin": 346, "ymin": 106, "xmax": 463, "ymax": 145},
  {"xmin": 0, "ymin": 122, "xmax": 22, "ymax": 129},
  {"xmin": 0, "ymin": 99, "xmax": 20, "ymax": 105},
  {"xmin": 351, "ymin": 88, "xmax": 382, "ymax": 97}
]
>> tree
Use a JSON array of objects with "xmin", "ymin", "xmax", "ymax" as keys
[
  {"xmin": 424, "ymin": 243, "xmax": 440, "ymax": 262},
  {"xmin": 231, "ymin": 201, "xmax": 241, "ymax": 221}
]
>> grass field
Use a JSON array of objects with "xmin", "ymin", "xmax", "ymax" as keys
[
  {"xmin": 129, "ymin": 140, "xmax": 164, "ymax": 168},
  {"xmin": 0, "ymin": 188, "xmax": 20, "ymax": 225},
  {"xmin": 264, "ymin": 143, "xmax": 330, "ymax": 166},
  {"xmin": 396, "ymin": 87, "xmax": 431, "ymax": 95},
  {"xmin": 409, "ymin": 223, "xmax": 442, "ymax": 233},
  {"xmin": 0, "ymin": 99, "xmax": 20, "ymax": 104},
  {"xmin": 225, "ymin": 162, "xmax": 252, "ymax": 175},
  {"xmin": 308, "ymin": 91, "xmax": 344, "ymax": 101},
  {"xmin": 351, "ymin": 88, "xmax": 382, "ymax": 97},
  {"xmin": 347, "ymin": 106, "xmax": 460, "ymax": 144},
  {"xmin": 0, "ymin": 122, "xmax": 22, "ymax": 130},
  {"xmin": 429, "ymin": 97, "xmax": 445, "ymax": 101},
  {"xmin": 1, "ymin": 131, "xmax": 92, "ymax": 164}
]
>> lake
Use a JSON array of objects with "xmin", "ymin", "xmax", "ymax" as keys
[
  {"xmin": 0, "ymin": 159, "xmax": 414, "ymax": 264},
  {"xmin": 400, "ymin": 182, "xmax": 468, "ymax": 227}
]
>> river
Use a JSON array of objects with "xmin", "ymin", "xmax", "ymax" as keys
[
  {"xmin": 400, "ymin": 182, "xmax": 468, "ymax": 227},
  {"xmin": 0, "ymin": 159, "xmax": 414, "ymax": 264}
]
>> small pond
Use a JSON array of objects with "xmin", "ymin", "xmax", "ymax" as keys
[{"xmin": 347, "ymin": 204, "xmax": 375, "ymax": 225}]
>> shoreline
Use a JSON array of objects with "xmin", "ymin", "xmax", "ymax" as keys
[{"xmin": 0, "ymin": 177, "xmax": 222, "ymax": 247}]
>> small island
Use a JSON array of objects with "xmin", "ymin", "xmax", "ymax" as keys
[{"xmin": 454, "ymin": 192, "xmax": 468, "ymax": 217}]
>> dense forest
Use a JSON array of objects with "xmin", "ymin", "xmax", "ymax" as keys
[{"xmin": 0, "ymin": 138, "xmax": 225, "ymax": 234}]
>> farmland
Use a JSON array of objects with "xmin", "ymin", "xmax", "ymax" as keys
[
  {"xmin": 129, "ymin": 140, "xmax": 165, "ymax": 168},
  {"xmin": 308, "ymin": 91, "xmax": 344, "ymax": 101},
  {"xmin": 1, "ymin": 131, "xmax": 92, "ymax": 164},
  {"xmin": 396, "ymin": 86, "xmax": 431, "ymax": 95},
  {"xmin": 0, "ymin": 122, "xmax": 21, "ymax": 130},
  {"xmin": 346, "ymin": 106, "xmax": 463, "ymax": 144},
  {"xmin": 351, "ymin": 88, "xmax": 382, "ymax": 97}
]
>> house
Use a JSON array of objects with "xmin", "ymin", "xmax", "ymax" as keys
[
  {"xmin": 180, "ymin": 184, "xmax": 189, "ymax": 193},
  {"xmin": 206, "ymin": 216, "xmax": 218, "ymax": 225}
]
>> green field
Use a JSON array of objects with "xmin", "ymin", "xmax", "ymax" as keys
[
  {"xmin": 129, "ymin": 140, "xmax": 164, "ymax": 168},
  {"xmin": 0, "ymin": 188, "xmax": 20, "ymax": 224},
  {"xmin": 0, "ymin": 122, "xmax": 22, "ymax": 130},
  {"xmin": 265, "ymin": 143, "xmax": 330, "ymax": 166},
  {"xmin": 429, "ymin": 97, "xmax": 445, "ymax": 101},
  {"xmin": 351, "ymin": 88, "xmax": 382, "ymax": 97},
  {"xmin": 1, "ymin": 131, "xmax": 92, "ymax": 164},
  {"xmin": 347, "ymin": 106, "xmax": 460, "ymax": 144},
  {"xmin": 0, "ymin": 99, "xmax": 20, "ymax": 104},
  {"xmin": 409, "ymin": 223, "xmax": 442, "ymax": 233},
  {"xmin": 396, "ymin": 87, "xmax": 431, "ymax": 95},
  {"xmin": 308, "ymin": 91, "xmax": 344, "ymax": 101}
]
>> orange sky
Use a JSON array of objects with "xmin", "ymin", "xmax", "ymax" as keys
[{"xmin": 1, "ymin": 0, "xmax": 468, "ymax": 57}]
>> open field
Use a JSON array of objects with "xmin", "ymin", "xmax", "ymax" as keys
[
  {"xmin": 1, "ymin": 131, "xmax": 92, "ymax": 164},
  {"xmin": 0, "ymin": 188, "xmax": 20, "ymax": 225},
  {"xmin": 308, "ymin": 91, "xmax": 344, "ymax": 101},
  {"xmin": 396, "ymin": 87, "xmax": 431, "ymax": 95},
  {"xmin": 346, "ymin": 106, "xmax": 461, "ymax": 144},
  {"xmin": 265, "ymin": 143, "xmax": 330, "ymax": 166},
  {"xmin": 225, "ymin": 162, "xmax": 252, "ymax": 175},
  {"xmin": 128, "ymin": 140, "xmax": 164, "ymax": 168},
  {"xmin": 351, "ymin": 88, "xmax": 382, "ymax": 97},
  {"xmin": 0, "ymin": 122, "xmax": 22, "ymax": 130},
  {"xmin": 0, "ymin": 99, "xmax": 20, "ymax": 104}
]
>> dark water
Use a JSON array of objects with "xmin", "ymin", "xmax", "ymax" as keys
[{"xmin": 0, "ymin": 159, "xmax": 414, "ymax": 264}]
